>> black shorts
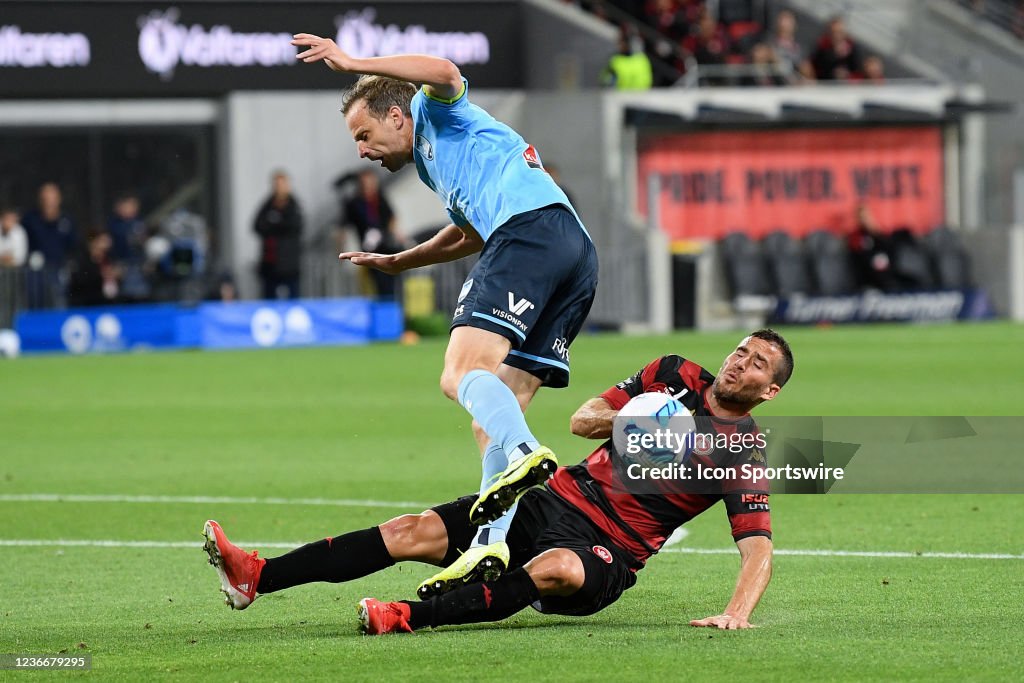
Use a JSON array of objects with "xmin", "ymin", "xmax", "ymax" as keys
[
  {"xmin": 450, "ymin": 205, "xmax": 598, "ymax": 388},
  {"xmin": 432, "ymin": 488, "xmax": 637, "ymax": 617}
]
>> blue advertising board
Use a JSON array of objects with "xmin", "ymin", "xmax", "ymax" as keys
[{"xmin": 15, "ymin": 298, "xmax": 402, "ymax": 354}]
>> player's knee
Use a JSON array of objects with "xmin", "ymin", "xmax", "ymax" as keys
[
  {"xmin": 379, "ymin": 513, "xmax": 445, "ymax": 562},
  {"xmin": 525, "ymin": 549, "xmax": 586, "ymax": 596},
  {"xmin": 439, "ymin": 368, "xmax": 462, "ymax": 402}
]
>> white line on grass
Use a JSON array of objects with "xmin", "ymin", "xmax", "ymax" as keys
[
  {"xmin": 0, "ymin": 539, "xmax": 1020, "ymax": 560},
  {"xmin": 662, "ymin": 548, "xmax": 1024, "ymax": 560},
  {"xmin": 0, "ymin": 493, "xmax": 432, "ymax": 509}
]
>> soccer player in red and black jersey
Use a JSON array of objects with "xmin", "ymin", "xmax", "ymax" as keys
[{"xmin": 202, "ymin": 329, "xmax": 793, "ymax": 634}]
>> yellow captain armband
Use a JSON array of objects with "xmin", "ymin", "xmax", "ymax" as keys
[{"xmin": 422, "ymin": 81, "xmax": 466, "ymax": 104}]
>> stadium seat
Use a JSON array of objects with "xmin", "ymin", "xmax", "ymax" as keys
[
  {"xmin": 761, "ymin": 230, "xmax": 814, "ymax": 297},
  {"xmin": 719, "ymin": 231, "xmax": 774, "ymax": 313},
  {"xmin": 717, "ymin": 0, "xmax": 756, "ymax": 24},
  {"xmin": 889, "ymin": 228, "xmax": 936, "ymax": 290},
  {"xmin": 727, "ymin": 21, "xmax": 762, "ymax": 42},
  {"xmin": 804, "ymin": 230, "xmax": 858, "ymax": 296},
  {"xmin": 923, "ymin": 227, "xmax": 972, "ymax": 289}
]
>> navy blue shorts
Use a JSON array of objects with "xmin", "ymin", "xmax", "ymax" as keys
[{"xmin": 451, "ymin": 205, "xmax": 598, "ymax": 388}]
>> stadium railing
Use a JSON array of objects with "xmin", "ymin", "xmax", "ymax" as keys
[{"xmin": 0, "ymin": 266, "xmax": 26, "ymax": 329}]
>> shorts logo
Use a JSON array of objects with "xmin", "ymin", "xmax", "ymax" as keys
[
  {"xmin": 523, "ymin": 143, "xmax": 543, "ymax": 169},
  {"xmin": 458, "ymin": 279, "xmax": 474, "ymax": 303},
  {"xmin": 592, "ymin": 545, "xmax": 613, "ymax": 564},
  {"xmin": 415, "ymin": 134, "xmax": 434, "ymax": 161},
  {"xmin": 552, "ymin": 337, "xmax": 569, "ymax": 362},
  {"xmin": 507, "ymin": 292, "xmax": 535, "ymax": 316},
  {"xmin": 453, "ymin": 304, "xmax": 465, "ymax": 319}
]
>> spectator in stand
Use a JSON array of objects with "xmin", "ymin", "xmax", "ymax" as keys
[
  {"xmin": 861, "ymin": 55, "xmax": 886, "ymax": 83},
  {"xmin": 644, "ymin": 0, "xmax": 693, "ymax": 42},
  {"xmin": 602, "ymin": 28, "xmax": 654, "ymax": 90},
  {"xmin": 107, "ymin": 191, "xmax": 151, "ymax": 302},
  {"xmin": 205, "ymin": 271, "xmax": 239, "ymax": 303},
  {"xmin": 68, "ymin": 230, "xmax": 120, "ymax": 308},
  {"xmin": 767, "ymin": 9, "xmax": 815, "ymax": 83},
  {"xmin": 341, "ymin": 169, "xmax": 409, "ymax": 302},
  {"xmin": 254, "ymin": 170, "xmax": 304, "ymax": 300},
  {"xmin": 0, "ymin": 207, "xmax": 28, "ymax": 268},
  {"xmin": 740, "ymin": 43, "xmax": 787, "ymax": 86},
  {"xmin": 683, "ymin": 9, "xmax": 731, "ymax": 83},
  {"xmin": 848, "ymin": 204, "xmax": 900, "ymax": 292},
  {"xmin": 811, "ymin": 16, "xmax": 864, "ymax": 81},
  {"xmin": 22, "ymin": 182, "xmax": 77, "ymax": 309}
]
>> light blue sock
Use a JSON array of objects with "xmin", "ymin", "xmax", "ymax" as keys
[
  {"xmin": 474, "ymin": 503, "xmax": 518, "ymax": 547},
  {"xmin": 457, "ymin": 370, "xmax": 540, "ymax": 458},
  {"xmin": 471, "ymin": 442, "xmax": 515, "ymax": 547}
]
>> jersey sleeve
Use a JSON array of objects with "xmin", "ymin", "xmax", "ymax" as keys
[
  {"xmin": 416, "ymin": 78, "xmax": 471, "ymax": 128},
  {"xmin": 599, "ymin": 357, "xmax": 666, "ymax": 409},
  {"xmin": 598, "ymin": 354, "xmax": 705, "ymax": 409},
  {"xmin": 722, "ymin": 446, "xmax": 772, "ymax": 541}
]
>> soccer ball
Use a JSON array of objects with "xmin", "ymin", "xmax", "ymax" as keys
[
  {"xmin": 0, "ymin": 329, "xmax": 21, "ymax": 359},
  {"xmin": 612, "ymin": 392, "xmax": 692, "ymax": 466}
]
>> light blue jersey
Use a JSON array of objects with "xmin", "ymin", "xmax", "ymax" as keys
[{"xmin": 410, "ymin": 79, "xmax": 587, "ymax": 242}]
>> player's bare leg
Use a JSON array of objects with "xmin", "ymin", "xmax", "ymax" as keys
[
  {"xmin": 420, "ymin": 339, "xmax": 553, "ymax": 598},
  {"xmin": 363, "ymin": 548, "xmax": 586, "ymax": 635}
]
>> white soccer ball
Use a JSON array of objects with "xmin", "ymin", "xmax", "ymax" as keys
[
  {"xmin": 612, "ymin": 392, "xmax": 692, "ymax": 465},
  {"xmin": 0, "ymin": 329, "xmax": 21, "ymax": 359}
]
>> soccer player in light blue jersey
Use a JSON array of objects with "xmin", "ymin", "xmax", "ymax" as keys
[{"xmin": 292, "ymin": 33, "xmax": 599, "ymax": 599}]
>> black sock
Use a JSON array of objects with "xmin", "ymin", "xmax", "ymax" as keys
[
  {"xmin": 403, "ymin": 567, "xmax": 541, "ymax": 630},
  {"xmin": 256, "ymin": 527, "xmax": 395, "ymax": 593}
]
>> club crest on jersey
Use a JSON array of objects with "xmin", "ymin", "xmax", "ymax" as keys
[
  {"xmin": 458, "ymin": 278, "xmax": 474, "ymax": 302},
  {"xmin": 523, "ymin": 144, "xmax": 542, "ymax": 169},
  {"xmin": 415, "ymin": 134, "xmax": 434, "ymax": 161},
  {"xmin": 592, "ymin": 545, "xmax": 613, "ymax": 564},
  {"xmin": 690, "ymin": 432, "xmax": 716, "ymax": 457}
]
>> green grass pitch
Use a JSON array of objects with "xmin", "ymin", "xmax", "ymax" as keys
[{"xmin": 1, "ymin": 322, "xmax": 1022, "ymax": 680}]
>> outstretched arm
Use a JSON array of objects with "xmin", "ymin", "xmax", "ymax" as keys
[
  {"xmin": 570, "ymin": 397, "xmax": 619, "ymax": 440},
  {"xmin": 339, "ymin": 223, "xmax": 483, "ymax": 274},
  {"xmin": 291, "ymin": 33, "xmax": 463, "ymax": 100},
  {"xmin": 690, "ymin": 535, "xmax": 773, "ymax": 630}
]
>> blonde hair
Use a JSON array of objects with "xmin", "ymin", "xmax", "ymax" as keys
[{"xmin": 341, "ymin": 75, "xmax": 417, "ymax": 119}]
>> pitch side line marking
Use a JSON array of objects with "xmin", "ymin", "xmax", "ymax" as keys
[
  {"xmin": 663, "ymin": 548, "xmax": 1024, "ymax": 560},
  {"xmin": 0, "ymin": 493, "xmax": 433, "ymax": 509},
  {"xmin": 0, "ymin": 539, "xmax": 1019, "ymax": 559}
]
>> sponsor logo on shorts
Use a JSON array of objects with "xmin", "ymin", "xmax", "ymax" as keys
[
  {"xmin": 592, "ymin": 545, "xmax": 613, "ymax": 564},
  {"xmin": 453, "ymin": 304, "xmax": 465, "ymax": 320},
  {"xmin": 507, "ymin": 292, "xmax": 535, "ymax": 316},
  {"xmin": 491, "ymin": 307, "xmax": 529, "ymax": 333},
  {"xmin": 552, "ymin": 337, "xmax": 569, "ymax": 362}
]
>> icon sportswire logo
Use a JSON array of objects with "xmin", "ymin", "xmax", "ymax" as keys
[{"xmin": 507, "ymin": 293, "xmax": 534, "ymax": 316}]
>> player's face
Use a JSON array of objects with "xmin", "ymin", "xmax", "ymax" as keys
[
  {"xmin": 711, "ymin": 336, "xmax": 782, "ymax": 406},
  {"xmin": 345, "ymin": 101, "xmax": 412, "ymax": 173}
]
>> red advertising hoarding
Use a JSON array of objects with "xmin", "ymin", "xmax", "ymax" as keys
[{"xmin": 637, "ymin": 127, "xmax": 945, "ymax": 240}]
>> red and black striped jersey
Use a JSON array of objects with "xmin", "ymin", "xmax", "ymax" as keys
[{"xmin": 547, "ymin": 355, "xmax": 772, "ymax": 566}]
